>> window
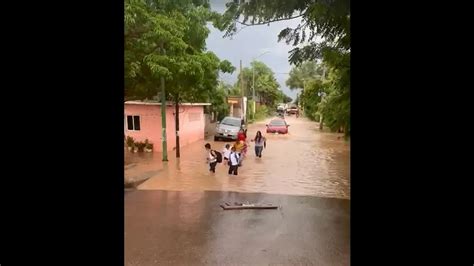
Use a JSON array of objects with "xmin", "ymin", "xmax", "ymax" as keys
[
  {"xmin": 127, "ymin": 115, "xmax": 141, "ymax": 131},
  {"xmin": 221, "ymin": 117, "xmax": 241, "ymax": 127},
  {"xmin": 270, "ymin": 120, "xmax": 286, "ymax": 126}
]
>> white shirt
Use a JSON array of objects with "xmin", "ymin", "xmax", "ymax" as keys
[
  {"xmin": 229, "ymin": 152, "xmax": 240, "ymax": 166},
  {"xmin": 208, "ymin": 150, "xmax": 217, "ymax": 163},
  {"xmin": 222, "ymin": 147, "xmax": 231, "ymax": 159},
  {"xmin": 254, "ymin": 137, "xmax": 266, "ymax": 147}
]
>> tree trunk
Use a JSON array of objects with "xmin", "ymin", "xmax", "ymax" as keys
[{"xmin": 175, "ymin": 95, "xmax": 180, "ymax": 158}]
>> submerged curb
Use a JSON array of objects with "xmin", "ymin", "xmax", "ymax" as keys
[{"xmin": 124, "ymin": 177, "xmax": 150, "ymax": 190}]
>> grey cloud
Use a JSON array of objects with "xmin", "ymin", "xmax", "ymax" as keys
[{"xmin": 205, "ymin": 0, "xmax": 303, "ymax": 99}]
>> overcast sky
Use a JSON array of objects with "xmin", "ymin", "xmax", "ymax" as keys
[{"xmin": 205, "ymin": 0, "xmax": 302, "ymax": 99}]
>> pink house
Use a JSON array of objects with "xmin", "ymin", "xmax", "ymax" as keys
[{"xmin": 124, "ymin": 101, "xmax": 211, "ymax": 152}]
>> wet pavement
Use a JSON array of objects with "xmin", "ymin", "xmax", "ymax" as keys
[
  {"xmin": 126, "ymin": 116, "xmax": 350, "ymax": 199},
  {"xmin": 125, "ymin": 116, "xmax": 350, "ymax": 265},
  {"xmin": 125, "ymin": 190, "xmax": 350, "ymax": 266}
]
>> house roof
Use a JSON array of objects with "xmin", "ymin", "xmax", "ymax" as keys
[{"xmin": 125, "ymin": 101, "xmax": 211, "ymax": 106}]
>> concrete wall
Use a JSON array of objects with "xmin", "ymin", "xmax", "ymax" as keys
[
  {"xmin": 125, "ymin": 104, "xmax": 205, "ymax": 152},
  {"xmin": 233, "ymin": 107, "xmax": 242, "ymax": 118}
]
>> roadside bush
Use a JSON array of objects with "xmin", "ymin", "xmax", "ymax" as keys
[
  {"xmin": 126, "ymin": 136, "xmax": 135, "ymax": 147},
  {"xmin": 254, "ymin": 105, "xmax": 270, "ymax": 121}
]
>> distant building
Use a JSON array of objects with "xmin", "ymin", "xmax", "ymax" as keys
[{"xmin": 226, "ymin": 96, "xmax": 247, "ymax": 121}]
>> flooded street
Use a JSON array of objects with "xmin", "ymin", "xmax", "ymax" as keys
[
  {"xmin": 125, "ymin": 190, "xmax": 349, "ymax": 265},
  {"xmin": 126, "ymin": 116, "xmax": 350, "ymax": 199},
  {"xmin": 123, "ymin": 0, "xmax": 351, "ymax": 263},
  {"xmin": 125, "ymin": 116, "xmax": 350, "ymax": 265}
]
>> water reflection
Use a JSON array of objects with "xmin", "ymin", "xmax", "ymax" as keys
[{"xmin": 125, "ymin": 116, "xmax": 350, "ymax": 199}]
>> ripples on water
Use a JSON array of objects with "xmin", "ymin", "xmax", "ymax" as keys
[{"xmin": 125, "ymin": 116, "xmax": 350, "ymax": 199}]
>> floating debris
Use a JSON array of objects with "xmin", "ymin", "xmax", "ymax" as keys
[{"xmin": 220, "ymin": 202, "xmax": 278, "ymax": 210}]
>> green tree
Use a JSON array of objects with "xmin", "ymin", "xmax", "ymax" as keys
[
  {"xmin": 317, "ymin": 68, "xmax": 349, "ymax": 134},
  {"xmin": 125, "ymin": 0, "xmax": 235, "ymax": 157},
  {"xmin": 286, "ymin": 61, "xmax": 325, "ymax": 120},
  {"xmin": 215, "ymin": 0, "xmax": 349, "ymax": 65},
  {"xmin": 216, "ymin": 0, "xmax": 350, "ymax": 136},
  {"xmin": 286, "ymin": 61, "xmax": 323, "ymax": 90},
  {"xmin": 282, "ymin": 94, "xmax": 293, "ymax": 103},
  {"xmin": 294, "ymin": 94, "xmax": 300, "ymax": 106},
  {"xmin": 125, "ymin": 0, "xmax": 189, "ymax": 101},
  {"xmin": 235, "ymin": 60, "xmax": 283, "ymax": 109},
  {"xmin": 227, "ymin": 84, "xmax": 242, "ymax": 96},
  {"xmin": 208, "ymin": 81, "xmax": 233, "ymax": 121}
]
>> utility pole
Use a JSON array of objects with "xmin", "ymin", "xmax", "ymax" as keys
[
  {"xmin": 175, "ymin": 95, "xmax": 180, "ymax": 158},
  {"xmin": 240, "ymin": 60, "xmax": 246, "ymax": 127},
  {"xmin": 160, "ymin": 43, "xmax": 168, "ymax": 161},
  {"xmin": 252, "ymin": 67, "xmax": 256, "ymax": 115},
  {"xmin": 319, "ymin": 65, "xmax": 326, "ymax": 130},
  {"xmin": 301, "ymin": 79, "xmax": 306, "ymax": 115}
]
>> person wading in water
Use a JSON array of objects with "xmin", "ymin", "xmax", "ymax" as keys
[
  {"xmin": 251, "ymin": 130, "xmax": 266, "ymax": 158},
  {"xmin": 228, "ymin": 146, "xmax": 240, "ymax": 175}
]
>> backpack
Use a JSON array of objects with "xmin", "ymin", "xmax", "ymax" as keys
[{"xmin": 212, "ymin": 150, "xmax": 222, "ymax": 163}]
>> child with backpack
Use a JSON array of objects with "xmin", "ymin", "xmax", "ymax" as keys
[
  {"xmin": 233, "ymin": 140, "xmax": 247, "ymax": 166},
  {"xmin": 204, "ymin": 143, "xmax": 222, "ymax": 173},
  {"xmin": 228, "ymin": 146, "xmax": 240, "ymax": 175}
]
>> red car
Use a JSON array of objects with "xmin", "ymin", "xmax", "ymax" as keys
[{"xmin": 266, "ymin": 119, "xmax": 289, "ymax": 134}]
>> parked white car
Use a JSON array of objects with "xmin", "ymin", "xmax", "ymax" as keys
[{"xmin": 214, "ymin": 116, "xmax": 245, "ymax": 141}]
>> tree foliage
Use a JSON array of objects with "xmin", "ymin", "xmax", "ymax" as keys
[
  {"xmin": 125, "ymin": 0, "xmax": 236, "ymax": 156},
  {"xmin": 215, "ymin": 0, "xmax": 349, "ymax": 64},
  {"xmin": 208, "ymin": 81, "xmax": 231, "ymax": 121},
  {"xmin": 234, "ymin": 60, "xmax": 289, "ymax": 108},
  {"xmin": 217, "ymin": 0, "xmax": 350, "ymax": 136},
  {"xmin": 295, "ymin": 66, "xmax": 349, "ymax": 135},
  {"xmin": 286, "ymin": 61, "xmax": 323, "ymax": 90},
  {"xmin": 299, "ymin": 79, "xmax": 323, "ymax": 121},
  {"xmin": 294, "ymin": 94, "xmax": 300, "ymax": 105},
  {"xmin": 125, "ymin": 0, "xmax": 235, "ymax": 103},
  {"xmin": 282, "ymin": 94, "xmax": 293, "ymax": 103},
  {"xmin": 318, "ymin": 67, "xmax": 350, "ymax": 134}
]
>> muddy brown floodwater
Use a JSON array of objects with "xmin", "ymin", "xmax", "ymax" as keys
[
  {"xmin": 125, "ymin": 190, "xmax": 350, "ymax": 265},
  {"xmin": 125, "ymin": 116, "xmax": 350, "ymax": 199},
  {"xmin": 125, "ymin": 116, "xmax": 350, "ymax": 265}
]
